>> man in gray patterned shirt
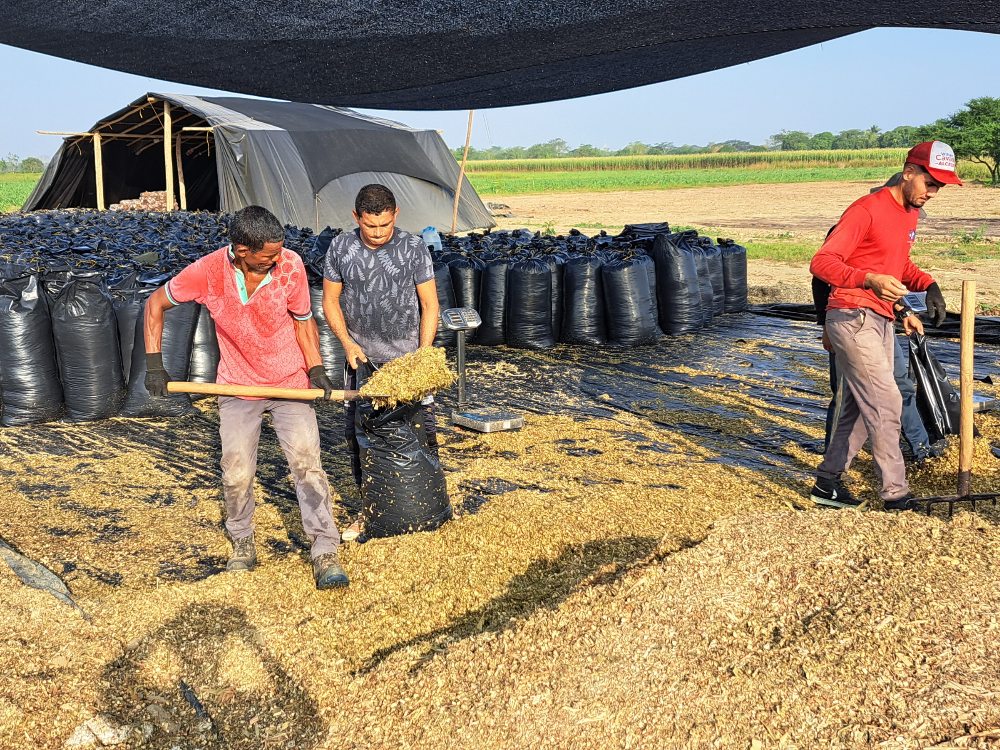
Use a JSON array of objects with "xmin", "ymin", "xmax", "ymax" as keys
[{"xmin": 322, "ymin": 184, "xmax": 440, "ymax": 539}]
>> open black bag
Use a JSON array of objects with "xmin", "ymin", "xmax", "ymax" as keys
[
  {"xmin": 355, "ymin": 363, "xmax": 452, "ymax": 538},
  {"xmin": 908, "ymin": 333, "xmax": 960, "ymax": 443}
]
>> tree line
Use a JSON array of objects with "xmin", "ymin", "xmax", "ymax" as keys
[
  {"xmin": 0, "ymin": 154, "xmax": 45, "ymax": 173},
  {"xmin": 452, "ymin": 97, "xmax": 1000, "ymax": 184}
]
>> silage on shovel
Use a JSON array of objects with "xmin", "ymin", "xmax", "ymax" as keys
[{"xmin": 359, "ymin": 346, "xmax": 455, "ymax": 409}]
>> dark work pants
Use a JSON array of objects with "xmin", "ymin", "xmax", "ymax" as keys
[
  {"xmin": 825, "ymin": 334, "xmax": 930, "ymax": 457},
  {"xmin": 344, "ymin": 362, "xmax": 440, "ymax": 488}
]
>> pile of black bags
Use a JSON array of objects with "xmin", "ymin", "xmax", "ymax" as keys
[
  {"xmin": 0, "ymin": 210, "xmax": 334, "ymax": 426},
  {"xmin": 0, "ymin": 211, "xmax": 749, "ymax": 425},
  {"xmin": 429, "ymin": 224, "xmax": 748, "ymax": 350}
]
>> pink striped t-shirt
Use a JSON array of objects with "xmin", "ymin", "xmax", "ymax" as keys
[{"xmin": 166, "ymin": 246, "xmax": 313, "ymax": 389}]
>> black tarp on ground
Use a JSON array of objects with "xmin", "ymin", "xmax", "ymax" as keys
[
  {"xmin": 5, "ymin": 313, "xmax": 996, "ymax": 501},
  {"xmin": 3, "ymin": 4, "xmax": 999, "ymax": 108}
]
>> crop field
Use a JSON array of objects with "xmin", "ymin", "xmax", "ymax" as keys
[
  {"xmin": 0, "ymin": 173, "xmax": 38, "ymax": 212},
  {"xmin": 463, "ymin": 149, "xmax": 991, "ymax": 194}
]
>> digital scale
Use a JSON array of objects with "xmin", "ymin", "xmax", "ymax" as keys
[{"xmin": 440, "ymin": 307, "xmax": 524, "ymax": 433}]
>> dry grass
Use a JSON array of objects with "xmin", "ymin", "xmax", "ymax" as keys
[
  {"xmin": 360, "ymin": 347, "xmax": 456, "ymax": 409},
  {"xmin": 2, "ymin": 375, "xmax": 1000, "ymax": 748}
]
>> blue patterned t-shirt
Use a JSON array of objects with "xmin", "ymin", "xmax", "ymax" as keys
[{"xmin": 323, "ymin": 228, "xmax": 435, "ymax": 362}]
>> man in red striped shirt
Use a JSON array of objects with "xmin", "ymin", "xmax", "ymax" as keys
[{"xmin": 808, "ymin": 141, "xmax": 960, "ymax": 511}]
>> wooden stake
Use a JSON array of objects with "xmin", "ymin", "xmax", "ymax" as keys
[
  {"xmin": 163, "ymin": 102, "xmax": 174, "ymax": 211},
  {"xmin": 93, "ymin": 131, "xmax": 105, "ymax": 211},
  {"xmin": 175, "ymin": 136, "xmax": 187, "ymax": 211},
  {"xmin": 958, "ymin": 280, "xmax": 976, "ymax": 498},
  {"xmin": 451, "ymin": 109, "xmax": 475, "ymax": 234}
]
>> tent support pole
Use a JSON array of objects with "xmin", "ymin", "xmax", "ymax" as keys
[
  {"xmin": 163, "ymin": 103, "xmax": 174, "ymax": 211},
  {"xmin": 451, "ymin": 109, "xmax": 474, "ymax": 234},
  {"xmin": 93, "ymin": 132, "xmax": 105, "ymax": 211},
  {"xmin": 175, "ymin": 136, "xmax": 187, "ymax": 211}
]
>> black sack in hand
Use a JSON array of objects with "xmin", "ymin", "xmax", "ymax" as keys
[{"xmin": 908, "ymin": 333, "xmax": 960, "ymax": 443}]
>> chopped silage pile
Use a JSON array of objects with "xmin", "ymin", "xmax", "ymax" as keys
[
  {"xmin": 359, "ymin": 346, "xmax": 456, "ymax": 409},
  {"xmin": 2, "ymin": 341, "xmax": 1000, "ymax": 748}
]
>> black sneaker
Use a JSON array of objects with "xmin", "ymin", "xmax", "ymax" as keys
[
  {"xmin": 883, "ymin": 493, "xmax": 919, "ymax": 512},
  {"xmin": 810, "ymin": 479, "xmax": 863, "ymax": 509}
]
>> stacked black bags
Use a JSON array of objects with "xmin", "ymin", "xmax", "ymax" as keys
[
  {"xmin": 121, "ymin": 299, "xmax": 199, "ymax": 417},
  {"xmin": 0, "ymin": 275, "xmax": 64, "ymax": 425}
]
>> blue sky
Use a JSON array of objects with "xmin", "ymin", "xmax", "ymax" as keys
[{"xmin": 1, "ymin": 28, "xmax": 998, "ymax": 160}]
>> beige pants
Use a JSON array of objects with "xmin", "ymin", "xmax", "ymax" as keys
[
  {"xmin": 818, "ymin": 308, "xmax": 908, "ymax": 501},
  {"xmin": 219, "ymin": 397, "xmax": 340, "ymax": 557}
]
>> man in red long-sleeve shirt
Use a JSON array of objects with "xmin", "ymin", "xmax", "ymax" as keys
[{"xmin": 808, "ymin": 141, "xmax": 961, "ymax": 511}]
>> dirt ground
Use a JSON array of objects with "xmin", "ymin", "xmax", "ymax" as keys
[{"xmin": 490, "ymin": 181, "xmax": 1000, "ymax": 307}]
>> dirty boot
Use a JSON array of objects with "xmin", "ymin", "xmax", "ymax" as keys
[
  {"xmin": 226, "ymin": 533, "xmax": 257, "ymax": 572},
  {"xmin": 313, "ymin": 550, "xmax": 349, "ymax": 590}
]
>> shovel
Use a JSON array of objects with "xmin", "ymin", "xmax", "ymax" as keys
[{"xmin": 166, "ymin": 381, "xmax": 381, "ymax": 401}]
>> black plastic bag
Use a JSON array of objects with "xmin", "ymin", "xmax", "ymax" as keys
[
  {"xmin": 691, "ymin": 247, "xmax": 716, "ymax": 327},
  {"xmin": 700, "ymin": 240, "xmax": 726, "ymax": 317},
  {"xmin": 122, "ymin": 301, "xmax": 199, "ymax": 417},
  {"xmin": 49, "ymin": 278, "xmax": 126, "ymax": 422},
  {"xmin": 112, "ymin": 290, "xmax": 146, "ymax": 386},
  {"xmin": 561, "ymin": 255, "xmax": 607, "ymax": 345},
  {"xmin": 355, "ymin": 364, "xmax": 451, "ymax": 538},
  {"xmin": 651, "ymin": 236, "xmax": 703, "ymax": 335},
  {"xmin": 507, "ymin": 257, "xmax": 556, "ymax": 350},
  {"xmin": 547, "ymin": 255, "xmax": 565, "ymax": 344},
  {"xmin": 477, "ymin": 258, "xmax": 511, "ymax": 346},
  {"xmin": 909, "ymin": 333, "xmax": 960, "ymax": 443},
  {"xmin": 432, "ymin": 262, "xmax": 458, "ymax": 348},
  {"xmin": 601, "ymin": 255, "xmax": 662, "ymax": 347},
  {"xmin": 447, "ymin": 255, "xmax": 485, "ymax": 342},
  {"xmin": 718, "ymin": 239, "xmax": 749, "ymax": 313},
  {"xmin": 309, "ymin": 286, "xmax": 346, "ymax": 376},
  {"xmin": 188, "ymin": 304, "xmax": 221, "ymax": 391},
  {"xmin": 0, "ymin": 275, "xmax": 64, "ymax": 426}
]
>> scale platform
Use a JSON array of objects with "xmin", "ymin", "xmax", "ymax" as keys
[{"xmin": 451, "ymin": 407, "xmax": 524, "ymax": 433}]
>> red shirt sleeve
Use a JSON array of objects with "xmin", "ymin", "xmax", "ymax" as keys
[
  {"xmin": 900, "ymin": 258, "xmax": 934, "ymax": 292},
  {"xmin": 286, "ymin": 254, "xmax": 312, "ymax": 319},
  {"xmin": 165, "ymin": 256, "xmax": 209, "ymax": 305},
  {"xmin": 809, "ymin": 205, "xmax": 872, "ymax": 290}
]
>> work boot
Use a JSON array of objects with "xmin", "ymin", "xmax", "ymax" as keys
[
  {"xmin": 313, "ymin": 551, "xmax": 350, "ymax": 590},
  {"xmin": 226, "ymin": 533, "xmax": 257, "ymax": 572}
]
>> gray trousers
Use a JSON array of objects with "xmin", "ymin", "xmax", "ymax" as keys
[
  {"xmin": 219, "ymin": 397, "xmax": 340, "ymax": 557},
  {"xmin": 818, "ymin": 308, "xmax": 908, "ymax": 501}
]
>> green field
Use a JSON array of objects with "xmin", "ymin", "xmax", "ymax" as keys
[
  {"xmin": 467, "ymin": 166, "xmax": 913, "ymax": 195},
  {"xmin": 0, "ymin": 173, "xmax": 38, "ymax": 212}
]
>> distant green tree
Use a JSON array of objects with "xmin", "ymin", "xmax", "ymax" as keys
[
  {"xmin": 1, "ymin": 153, "xmax": 19, "ymax": 173},
  {"xmin": 921, "ymin": 97, "xmax": 1000, "ymax": 185},
  {"xmin": 18, "ymin": 157, "xmax": 44, "ymax": 173},
  {"xmin": 525, "ymin": 139, "xmax": 568, "ymax": 158},
  {"xmin": 808, "ymin": 132, "xmax": 835, "ymax": 150},
  {"xmin": 864, "ymin": 125, "xmax": 882, "ymax": 148},
  {"xmin": 878, "ymin": 126, "xmax": 919, "ymax": 148},
  {"xmin": 832, "ymin": 129, "xmax": 869, "ymax": 149},
  {"xmin": 615, "ymin": 141, "xmax": 651, "ymax": 156},
  {"xmin": 569, "ymin": 144, "xmax": 606, "ymax": 156},
  {"xmin": 770, "ymin": 130, "xmax": 812, "ymax": 151}
]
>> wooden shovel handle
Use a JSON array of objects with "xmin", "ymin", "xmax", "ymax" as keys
[{"xmin": 167, "ymin": 381, "xmax": 363, "ymax": 401}]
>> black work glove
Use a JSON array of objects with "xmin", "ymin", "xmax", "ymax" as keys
[
  {"xmin": 144, "ymin": 352, "xmax": 172, "ymax": 397},
  {"xmin": 924, "ymin": 282, "xmax": 947, "ymax": 327},
  {"xmin": 308, "ymin": 365, "xmax": 336, "ymax": 401}
]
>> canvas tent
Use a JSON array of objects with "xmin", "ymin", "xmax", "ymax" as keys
[
  {"xmin": 3, "ymin": 2, "xmax": 1000, "ymax": 109},
  {"xmin": 24, "ymin": 93, "xmax": 495, "ymax": 233}
]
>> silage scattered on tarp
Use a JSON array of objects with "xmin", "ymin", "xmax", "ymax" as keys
[{"xmin": 359, "ymin": 347, "xmax": 456, "ymax": 409}]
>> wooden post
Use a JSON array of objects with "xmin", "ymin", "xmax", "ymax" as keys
[
  {"xmin": 958, "ymin": 279, "xmax": 976, "ymax": 498},
  {"xmin": 451, "ymin": 109, "xmax": 475, "ymax": 234},
  {"xmin": 175, "ymin": 135, "xmax": 187, "ymax": 211},
  {"xmin": 93, "ymin": 132, "xmax": 105, "ymax": 211},
  {"xmin": 163, "ymin": 102, "xmax": 174, "ymax": 211}
]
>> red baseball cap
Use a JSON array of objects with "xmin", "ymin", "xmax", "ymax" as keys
[{"xmin": 905, "ymin": 140, "xmax": 963, "ymax": 186}]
